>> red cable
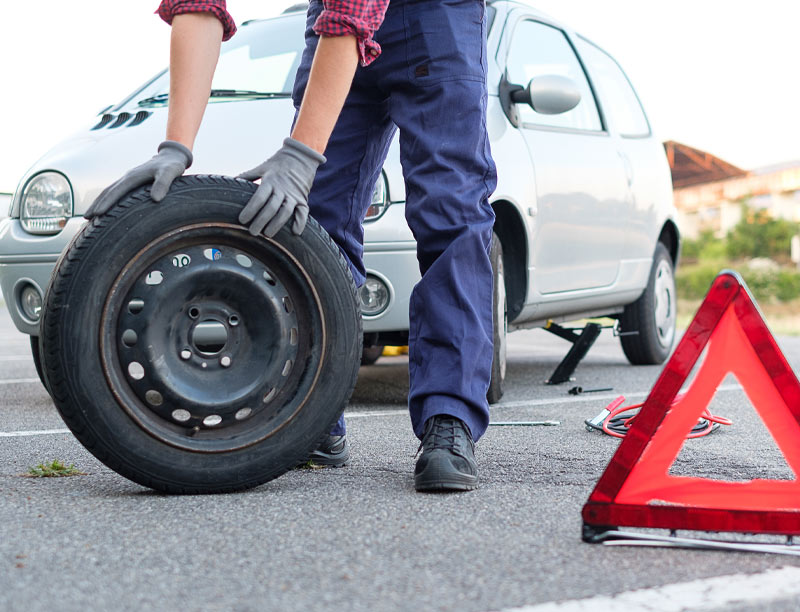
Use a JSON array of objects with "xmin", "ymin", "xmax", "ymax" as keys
[{"xmin": 598, "ymin": 394, "xmax": 732, "ymax": 439}]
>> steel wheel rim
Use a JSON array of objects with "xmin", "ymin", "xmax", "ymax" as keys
[
  {"xmin": 653, "ymin": 258, "xmax": 676, "ymax": 349},
  {"xmin": 99, "ymin": 223, "xmax": 326, "ymax": 453}
]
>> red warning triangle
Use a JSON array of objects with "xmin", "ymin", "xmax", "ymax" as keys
[{"xmin": 582, "ymin": 270, "xmax": 800, "ymax": 535}]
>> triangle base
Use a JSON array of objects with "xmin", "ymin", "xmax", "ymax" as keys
[
  {"xmin": 583, "ymin": 501, "xmax": 800, "ymax": 536},
  {"xmin": 584, "ymin": 528, "xmax": 800, "ymax": 556}
]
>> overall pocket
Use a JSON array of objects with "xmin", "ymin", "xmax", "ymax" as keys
[{"xmin": 403, "ymin": 0, "xmax": 486, "ymax": 85}]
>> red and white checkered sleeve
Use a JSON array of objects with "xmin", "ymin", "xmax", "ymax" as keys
[
  {"xmin": 156, "ymin": 0, "xmax": 237, "ymax": 41},
  {"xmin": 313, "ymin": 0, "xmax": 390, "ymax": 66}
]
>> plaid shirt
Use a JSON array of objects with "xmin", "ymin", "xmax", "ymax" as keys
[{"xmin": 156, "ymin": 1, "xmax": 390, "ymax": 65}]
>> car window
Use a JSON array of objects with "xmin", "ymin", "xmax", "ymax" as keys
[
  {"xmin": 575, "ymin": 37, "xmax": 651, "ymax": 138},
  {"xmin": 506, "ymin": 20, "xmax": 602, "ymax": 132},
  {"xmin": 115, "ymin": 15, "xmax": 305, "ymax": 110}
]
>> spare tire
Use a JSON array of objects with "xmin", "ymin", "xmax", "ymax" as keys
[{"xmin": 40, "ymin": 175, "xmax": 361, "ymax": 493}]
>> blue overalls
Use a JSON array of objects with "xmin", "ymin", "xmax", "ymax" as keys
[{"xmin": 293, "ymin": 0, "xmax": 498, "ymax": 441}]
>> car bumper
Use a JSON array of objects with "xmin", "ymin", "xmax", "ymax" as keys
[
  {"xmin": 0, "ymin": 217, "xmax": 85, "ymax": 335},
  {"xmin": 0, "ymin": 213, "xmax": 421, "ymax": 337},
  {"xmin": 361, "ymin": 243, "xmax": 418, "ymax": 334}
]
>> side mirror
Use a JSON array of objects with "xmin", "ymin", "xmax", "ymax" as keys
[{"xmin": 511, "ymin": 75, "xmax": 581, "ymax": 115}]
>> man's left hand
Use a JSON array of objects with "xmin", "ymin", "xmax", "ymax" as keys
[{"xmin": 237, "ymin": 137, "xmax": 326, "ymax": 237}]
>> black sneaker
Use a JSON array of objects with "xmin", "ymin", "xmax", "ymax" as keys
[
  {"xmin": 414, "ymin": 416, "xmax": 478, "ymax": 492},
  {"xmin": 307, "ymin": 434, "xmax": 350, "ymax": 467}
]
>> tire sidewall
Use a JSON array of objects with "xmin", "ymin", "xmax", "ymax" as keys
[
  {"xmin": 42, "ymin": 176, "xmax": 361, "ymax": 492},
  {"xmin": 487, "ymin": 232, "xmax": 506, "ymax": 404},
  {"xmin": 621, "ymin": 242, "xmax": 675, "ymax": 365}
]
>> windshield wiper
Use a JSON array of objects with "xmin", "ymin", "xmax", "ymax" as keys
[
  {"xmin": 137, "ymin": 93, "xmax": 170, "ymax": 107},
  {"xmin": 209, "ymin": 89, "xmax": 291, "ymax": 99},
  {"xmin": 138, "ymin": 90, "xmax": 291, "ymax": 107}
]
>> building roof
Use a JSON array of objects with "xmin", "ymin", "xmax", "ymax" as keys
[{"xmin": 664, "ymin": 141, "xmax": 748, "ymax": 189}]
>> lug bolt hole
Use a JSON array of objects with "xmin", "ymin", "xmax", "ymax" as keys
[
  {"xmin": 172, "ymin": 409, "xmax": 191, "ymax": 423},
  {"xmin": 188, "ymin": 307, "xmax": 200, "ymax": 319},
  {"xmin": 203, "ymin": 415, "xmax": 222, "ymax": 427},
  {"xmin": 122, "ymin": 329, "xmax": 138, "ymax": 347},
  {"xmin": 128, "ymin": 362, "xmax": 145, "ymax": 380},
  {"xmin": 128, "ymin": 299, "xmax": 145, "ymax": 314},
  {"xmin": 228, "ymin": 315, "xmax": 239, "ymax": 327}
]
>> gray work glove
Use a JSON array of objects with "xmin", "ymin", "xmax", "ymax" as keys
[
  {"xmin": 237, "ymin": 137, "xmax": 326, "ymax": 237},
  {"xmin": 84, "ymin": 140, "xmax": 193, "ymax": 219}
]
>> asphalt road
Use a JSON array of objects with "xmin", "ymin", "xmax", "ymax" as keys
[{"xmin": 2, "ymin": 301, "xmax": 800, "ymax": 611}]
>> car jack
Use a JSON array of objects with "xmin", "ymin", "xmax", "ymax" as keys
[
  {"xmin": 543, "ymin": 321, "xmax": 603, "ymax": 384},
  {"xmin": 583, "ymin": 525, "xmax": 800, "ymax": 557}
]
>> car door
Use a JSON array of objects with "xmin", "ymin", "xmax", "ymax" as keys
[
  {"xmin": 574, "ymin": 35, "xmax": 673, "ymax": 263},
  {"xmin": 503, "ymin": 17, "xmax": 632, "ymax": 294}
]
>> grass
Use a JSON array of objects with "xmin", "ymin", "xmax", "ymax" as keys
[
  {"xmin": 676, "ymin": 258, "xmax": 800, "ymax": 336},
  {"xmin": 23, "ymin": 460, "xmax": 86, "ymax": 478},
  {"xmin": 294, "ymin": 460, "xmax": 324, "ymax": 470},
  {"xmin": 678, "ymin": 297, "xmax": 800, "ymax": 336}
]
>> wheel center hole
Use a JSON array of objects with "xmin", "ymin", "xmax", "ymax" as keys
[{"xmin": 191, "ymin": 319, "xmax": 228, "ymax": 355}]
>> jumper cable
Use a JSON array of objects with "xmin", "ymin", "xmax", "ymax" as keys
[{"xmin": 585, "ymin": 394, "xmax": 732, "ymax": 438}]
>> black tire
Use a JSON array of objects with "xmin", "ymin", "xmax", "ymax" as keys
[
  {"xmin": 619, "ymin": 242, "xmax": 676, "ymax": 365},
  {"xmin": 361, "ymin": 345, "xmax": 384, "ymax": 366},
  {"xmin": 40, "ymin": 175, "xmax": 362, "ymax": 494},
  {"xmin": 30, "ymin": 335, "xmax": 51, "ymax": 395},
  {"xmin": 487, "ymin": 232, "xmax": 507, "ymax": 404}
]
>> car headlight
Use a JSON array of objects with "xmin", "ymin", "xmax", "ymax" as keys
[
  {"xmin": 364, "ymin": 173, "xmax": 389, "ymax": 222},
  {"xmin": 20, "ymin": 172, "xmax": 73, "ymax": 235}
]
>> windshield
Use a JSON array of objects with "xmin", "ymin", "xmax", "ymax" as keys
[{"xmin": 114, "ymin": 14, "xmax": 305, "ymax": 110}]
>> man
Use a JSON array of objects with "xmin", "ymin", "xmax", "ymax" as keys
[{"xmin": 87, "ymin": 0, "xmax": 497, "ymax": 492}]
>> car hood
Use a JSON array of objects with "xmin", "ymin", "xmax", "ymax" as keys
[{"xmin": 12, "ymin": 99, "xmax": 298, "ymax": 216}]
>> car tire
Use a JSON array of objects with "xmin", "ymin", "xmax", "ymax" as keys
[
  {"xmin": 619, "ymin": 242, "xmax": 676, "ymax": 365},
  {"xmin": 361, "ymin": 345, "xmax": 384, "ymax": 366},
  {"xmin": 487, "ymin": 232, "xmax": 507, "ymax": 404},
  {"xmin": 30, "ymin": 335, "xmax": 51, "ymax": 396},
  {"xmin": 40, "ymin": 175, "xmax": 362, "ymax": 494}
]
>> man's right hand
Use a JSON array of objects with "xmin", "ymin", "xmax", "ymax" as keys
[{"xmin": 84, "ymin": 140, "xmax": 193, "ymax": 219}]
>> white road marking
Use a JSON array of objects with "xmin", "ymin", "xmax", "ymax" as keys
[
  {"xmin": 0, "ymin": 383, "xmax": 746, "ymax": 438},
  {"xmin": 0, "ymin": 428, "xmax": 70, "ymax": 437},
  {"xmin": 494, "ymin": 566, "xmax": 800, "ymax": 612},
  {"xmin": 0, "ymin": 355, "xmax": 31, "ymax": 361},
  {"xmin": 347, "ymin": 409, "xmax": 408, "ymax": 419},
  {"xmin": 493, "ymin": 383, "xmax": 742, "ymax": 410},
  {"xmin": 343, "ymin": 384, "xmax": 743, "ymax": 418},
  {"xmin": 0, "ymin": 377, "xmax": 40, "ymax": 385}
]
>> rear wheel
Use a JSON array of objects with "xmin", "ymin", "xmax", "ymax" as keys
[
  {"xmin": 361, "ymin": 345, "xmax": 384, "ymax": 366},
  {"xmin": 619, "ymin": 242, "xmax": 676, "ymax": 365},
  {"xmin": 487, "ymin": 233, "xmax": 507, "ymax": 404},
  {"xmin": 41, "ymin": 175, "xmax": 362, "ymax": 493}
]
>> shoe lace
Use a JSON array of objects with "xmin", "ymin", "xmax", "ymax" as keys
[{"xmin": 415, "ymin": 418, "xmax": 458, "ymax": 457}]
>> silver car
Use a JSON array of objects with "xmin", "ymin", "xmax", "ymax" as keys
[{"xmin": 0, "ymin": 0, "xmax": 678, "ymax": 401}]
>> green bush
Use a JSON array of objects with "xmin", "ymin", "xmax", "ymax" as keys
[
  {"xmin": 726, "ymin": 205, "xmax": 800, "ymax": 262},
  {"xmin": 676, "ymin": 263, "xmax": 723, "ymax": 300},
  {"xmin": 775, "ymin": 270, "xmax": 800, "ymax": 301},
  {"xmin": 680, "ymin": 230, "xmax": 725, "ymax": 262},
  {"xmin": 677, "ymin": 264, "xmax": 800, "ymax": 302}
]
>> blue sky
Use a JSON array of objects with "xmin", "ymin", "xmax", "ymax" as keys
[{"xmin": 1, "ymin": 1, "xmax": 797, "ymax": 192}]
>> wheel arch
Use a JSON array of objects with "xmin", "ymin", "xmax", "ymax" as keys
[
  {"xmin": 657, "ymin": 219, "xmax": 681, "ymax": 267},
  {"xmin": 492, "ymin": 199, "xmax": 527, "ymax": 322}
]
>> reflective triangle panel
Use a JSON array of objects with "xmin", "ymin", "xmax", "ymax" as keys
[{"xmin": 582, "ymin": 271, "xmax": 800, "ymax": 535}]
